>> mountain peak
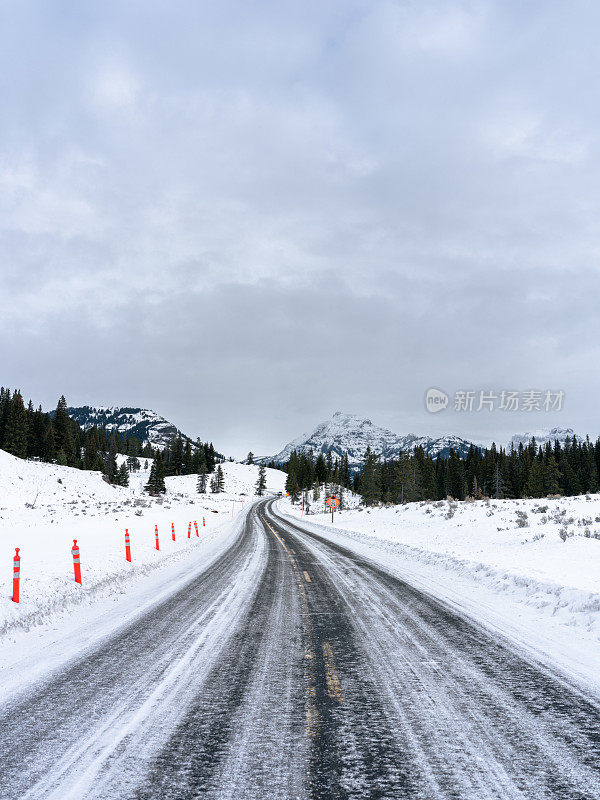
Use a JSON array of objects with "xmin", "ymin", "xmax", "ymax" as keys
[
  {"xmin": 331, "ymin": 410, "xmax": 369, "ymax": 423},
  {"xmin": 508, "ymin": 426, "xmax": 580, "ymax": 450},
  {"xmin": 66, "ymin": 406, "xmax": 199, "ymax": 450},
  {"xmin": 268, "ymin": 412, "xmax": 475, "ymax": 466}
]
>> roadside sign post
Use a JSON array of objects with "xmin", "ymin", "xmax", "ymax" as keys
[{"xmin": 326, "ymin": 494, "xmax": 340, "ymax": 523}]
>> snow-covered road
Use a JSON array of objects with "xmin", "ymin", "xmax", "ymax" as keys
[{"xmin": 1, "ymin": 499, "xmax": 600, "ymax": 799}]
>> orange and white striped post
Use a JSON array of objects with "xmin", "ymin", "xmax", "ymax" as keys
[
  {"xmin": 72, "ymin": 540, "xmax": 82, "ymax": 584},
  {"xmin": 125, "ymin": 529, "xmax": 132, "ymax": 562},
  {"xmin": 171, "ymin": 523, "xmax": 175, "ymax": 541},
  {"xmin": 194, "ymin": 520, "xmax": 199, "ymax": 537},
  {"xmin": 12, "ymin": 548, "xmax": 20, "ymax": 603},
  {"xmin": 155, "ymin": 524, "xmax": 160, "ymax": 551},
  {"xmin": 187, "ymin": 522, "xmax": 191, "ymax": 539},
  {"xmin": 202, "ymin": 517, "xmax": 205, "ymax": 527}
]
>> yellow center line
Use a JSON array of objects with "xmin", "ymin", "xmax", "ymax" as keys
[
  {"xmin": 303, "ymin": 570, "xmax": 311, "ymax": 583},
  {"xmin": 261, "ymin": 510, "xmax": 320, "ymax": 737},
  {"xmin": 322, "ymin": 642, "xmax": 344, "ymax": 702}
]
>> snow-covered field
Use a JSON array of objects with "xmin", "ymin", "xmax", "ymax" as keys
[
  {"xmin": 0, "ymin": 450, "xmax": 285, "ymax": 654},
  {"xmin": 280, "ymin": 493, "xmax": 600, "ymax": 691}
]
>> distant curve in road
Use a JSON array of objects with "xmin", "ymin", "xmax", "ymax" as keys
[{"xmin": 1, "ymin": 498, "xmax": 599, "ymax": 799}]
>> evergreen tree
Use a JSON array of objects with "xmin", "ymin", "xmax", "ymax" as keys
[
  {"xmin": 210, "ymin": 465, "xmax": 225, "ymax": 493},
  {"xmin": 545, "ymin": 455, "xmax": 562, "ymax": 496},
  {"xmin": 28, "ymin": 405, "xmax": 47, "ymax": 460},
  {"xmin": 196, "ymin": 446, "xmax": 207, "ymax": 475},
  {"xmin": 247, "ymin": 451, "xmax": 254, "ymax": 465},
  {"xmin": 171, "ymin": 435, "xmax": 184, "ymax": 476},
  {"xmin": 105, "ymin": 434, "xmax": 119, "ymax": 483},
  {"xmin": 42, "ymin": 425, "xmax": 56, "ymax": 462},
  {"xmin": 4, "ymin": 391, "xmax": 28, "ymax": 459},
  {"xmin": 126, "ymin": 455, "xmax": 140, "ymax": 472},
  {"xmin": 197, "ymin": 472, "xmax": 208, "ymax": 493},
  {"xmin": 0, "ymin": 387, "xmax": 11, "ymax": 445},
  {"xmin": 183, "ymin": 440, "xmax": 193, "ymax": 475},
  {"xmin": 339, "ymin": 453, "xmax": 351, "ymax": 489},
  {"xmin": 361, "ymin": 447, "xmax": 382, "ymax": 506},
  {"xmin": 145, "ymin": 452, "xmax": 166, "ymax": 494},
  {"xmin": 563, "ymin": 462, "xmax": 582, "ymax": 496},
  {"xmin": 414, "ymin": 447, "xmax": 436, "ymax": 499},
  {"xmin": 446, "ymin": 449, "xmax": 465, "ymax": 500},
  {"xmin": 526, "ymin": 457, "xmax": 545, "ymax": 497},
  {"xmin": 206, "ymin": 443, "xmax": 216, "ymax": 472},
  {"xmin": 255, "ymin": 463, "xmax": 267, "ymax": 496},
  {"xmin": 492, "ymin": 465, "xmax": 506, "ymax": 499},
  {"xmin": 117, "ymin": 462, "xmax": 130, "ymax": 487},
  {"xmin": 287, "ymin": 471, "xmax": 300, "ymax": 503},
  {"xmin": 392, "ymin": 452, "xmax": 411, "ymax": 503},
  {"xmin": 146, "ymin": 460, "xmax": 158, "ymax": 493},
  {"xmin": 314, "ymin": 453, "xmax": 327, "ymax": 484},
  {"xmin": 53, "ymin": 395, "xmax": 76, "ymax": 466}
]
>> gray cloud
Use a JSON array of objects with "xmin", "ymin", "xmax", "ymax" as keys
[{"xmin": 1, "ymin": 1, "xmax": 600, "ymax": 456}]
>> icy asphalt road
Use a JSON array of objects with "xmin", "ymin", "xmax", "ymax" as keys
[{"xmin": 1, "ymin": 499, "xmax": 600, "ymax": 799}]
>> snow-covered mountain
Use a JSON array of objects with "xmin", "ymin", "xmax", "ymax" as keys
[
  {"xmin": 67, "ymin": 406, "xmax": 199, "ymax": 449},
  {"xmin": 508, "ymin": 426, "xmax": 582, "ymax": 451},
  {"xmin": 267, "ymin": 412, "xmax": 476, "ymax": 467}
]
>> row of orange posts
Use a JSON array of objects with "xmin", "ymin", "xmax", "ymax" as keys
[{"xmin": 10, "ymin": 516, "xmax": 207, "ymax": 604}]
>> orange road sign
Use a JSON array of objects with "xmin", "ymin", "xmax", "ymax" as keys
[{"xmin": 326, "ymin": 495, "xmax": 340, "ymax": 509}]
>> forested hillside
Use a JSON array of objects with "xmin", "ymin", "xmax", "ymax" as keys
[{"xmin": 0, "ymin": 388, "xmax": 219, "ymax": 487}]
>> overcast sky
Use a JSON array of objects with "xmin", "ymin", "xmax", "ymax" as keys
[{"xmin": 1, "ymin": 1, "xmax": 600, "ymax": 457}]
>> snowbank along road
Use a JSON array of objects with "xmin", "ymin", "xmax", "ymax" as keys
[{"xmin": 1, "ymin": 498, "xmax": 600, "ymax": 799}]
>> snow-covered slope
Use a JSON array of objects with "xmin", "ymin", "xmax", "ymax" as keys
[
  {"xmin": 268, "ymin": 411, "xmax": 475, "ymax": 466},
  {"xmin": 0, "ymin": 448, "xmax": 127, "ymax": 509},
  {"xmin": 67, "ymin": 406, "xmax": 201, "ymax": 449},
  {"xmin": 508, "ymin": 426, "xmax": 583, "ymax": 450}
]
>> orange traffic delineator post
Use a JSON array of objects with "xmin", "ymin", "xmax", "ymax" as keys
[
  {"xmin": 202, "ymin": 517, "xmax": 205, "ymax": 527},
  {"xmin": 155, "ymin": 524, "xmax": 160, "ymax": 551},
  {"xmin": 171, "ymin": 523, "xmax": 175, "ymax": 541},
  {"xmin": 12, "ymin": 548, "xmax": 20, "ymax": 603},
  {"xmin": 125, "ymin": 529, "xmax": 132, "ymax": 562},
  {"xmin": 194, "ymin": 520, "xmax": 199, "ymax": 537},
  {"xmin": 72, "ymin": 540, "xmax": 82, "ymax": 584},
  {"xmin": 187, "ymin": 522, "xmax": 191, "ymax": 539}
]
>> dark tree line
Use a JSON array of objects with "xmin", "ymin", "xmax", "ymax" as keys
[
  {"xmin": 147, "ymin": 436, "xmax": 219, "ymax": 495},
  {"xmin": 0, "ymin": 387, "xmax": 218, "ymax": 490},
  {"xmin": 282, "ymin": 436, "xmax": 600, "ymax": 507},
  {"xmin": 359, "ymin": 437, "xmax": 600, "ymax": 505},
  {"xmin": 0, "ymin": 389, "xmax": 148, "ymax": 471},
  {"xmin": 161, "ymin": 434, "xmax": 217, "ymax": 477},
  {"xmin": 281, "ymin": 449, "xmax": 353, "ymax": 502}
]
